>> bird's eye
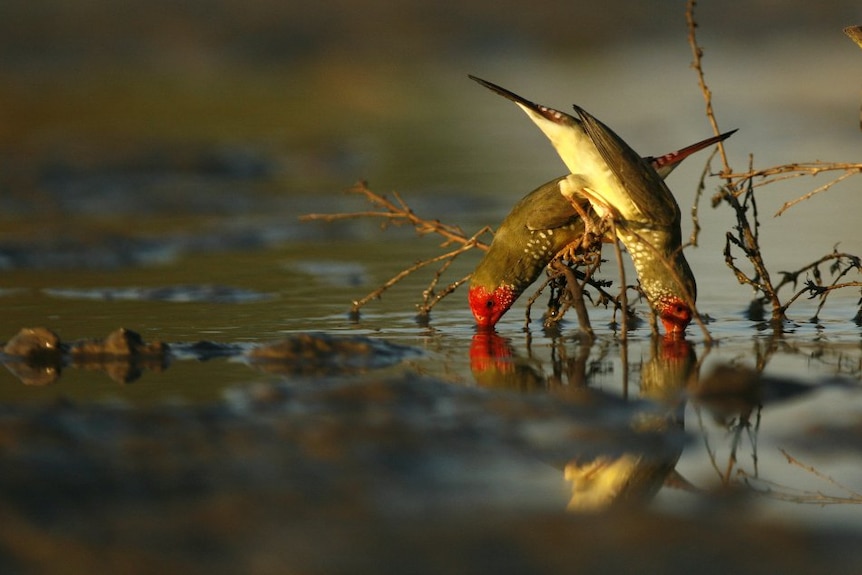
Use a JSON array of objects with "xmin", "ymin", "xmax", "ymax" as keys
[{"xmin": 485, "ymin": 299, "xmax": 495, "ymax": 309}]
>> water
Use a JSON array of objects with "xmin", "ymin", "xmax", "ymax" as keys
[{"xmin": 2, "ymin": 5, "xmax": 862, "ymax": 571}]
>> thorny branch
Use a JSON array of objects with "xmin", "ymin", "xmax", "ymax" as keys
[
  {"xmin": 526, "ymin": 219, "xmax": 635, "ymax": 336},
  {"xmin": 348, "ymin": 241, "xmax": 479, "ymax": 317},
  {"xmin": 524, "ymin": 234, "xmax": 629, "ymax": 332},
  {"xmin": 546, "ymin": 259, "xmax": 594, "ymax": 338},
  {"xmin": 684, "ymin": 146, "xmax": 720, "ymax": 249},
  {"xmin": 533, "ymin": 237, "xmax": 619, "ymax": 337}
]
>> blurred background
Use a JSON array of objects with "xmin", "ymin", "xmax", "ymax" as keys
[{"xmin": 2, "ymin": 0, "xmax": 859, "ymax": 195}]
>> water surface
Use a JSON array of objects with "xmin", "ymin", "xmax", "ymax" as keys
[{"xmin": 1, "ymin": 7, "xmax": 861, "ymax": 571}]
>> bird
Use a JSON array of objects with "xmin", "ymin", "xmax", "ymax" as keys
[{"xmin": 468, "ymin": 76, "xmax": 735, "ymax": 333}]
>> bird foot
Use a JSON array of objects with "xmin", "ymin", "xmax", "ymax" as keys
[
  {"xmin": 566, "ymin": 197, "xmax": 610, "ymax": 252},
  {"xmin": 580, "ymin": 229, "xmax": 602, "ymax": 251},
  {"xmin": 556, "ymin": 242, "xmax": 581, "ymax": 265}
]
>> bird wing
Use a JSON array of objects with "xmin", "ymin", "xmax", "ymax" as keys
[{"xmin": 573, "ymin": 105, "xmax": 680, "ymax": 227}]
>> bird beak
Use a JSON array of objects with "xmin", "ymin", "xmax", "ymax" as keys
[{"xmin": 661, "ymin": 316, "xmax": 687, "ymax": 337}]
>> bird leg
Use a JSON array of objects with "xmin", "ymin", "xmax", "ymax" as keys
[{"xmin": 566, "ymin": 198, "xmax": 603, "ymax": 250}]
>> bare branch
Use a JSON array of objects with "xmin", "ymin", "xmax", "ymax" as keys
[
  {"xmin": 301, "ymin": 181, "xmax": 491, "ymax": 251},
  {"xmin": 417, "ymin": 273, "xmax": 472, "ymax": 318},
  {"xmin": 686, "ymin": 0, "xmax": 732, "ymax": 176},
  {"xmin": 549, "ymin": 259, "xmax": 594, "ymax": 339},
  {"xmin": 608, "ymin": 222, "xmax": 629, "ymax": 340},
  {"xmin": 350, "ymin": 240, "xmax": 480, "ymax": 314},
  {"xmin": 774, "ymin": 170, "xmax": 859, "ymax": 217},
  {"xmin": 720, "ymin": 162, "xmax": 862, "ymax": 216}
]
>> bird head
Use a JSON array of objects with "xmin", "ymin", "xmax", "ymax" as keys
[
  {"xmin": 656, "ymin": 295, "xmax": 693, "ymax": 335},
  {"xmin": 640, "ymin": 249, "xmax": 697, "ymax": 336},
  {"xmin": 468, "ymin": 283, "xmax": 516, "ymax": 329}
]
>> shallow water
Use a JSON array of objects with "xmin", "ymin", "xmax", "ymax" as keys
[{"xmin": 2, "ymin": 4, "xmax": 862, "ymax": 571}]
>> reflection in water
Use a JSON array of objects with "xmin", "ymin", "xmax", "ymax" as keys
[
  {"xmin": 470, "ymin": 327, "xmax": 862, "ymax": 511},
  {"xmin": 470, "ymin": 331, "xmax": 696, "ymax": 511},
  {"xmin": 469, "ymin": 331, "xmax": 546, "ymax": 392},
  {"xmin": 688, "ymin": 354, "xmax": 843, "ymax": 488},
  {"xmin": 2, "ymin": 327, "xmax": 169, "ymax": 386},
  {"xmin": 3, "ymin": 323, "xmax": 860, "ymax": 518}
]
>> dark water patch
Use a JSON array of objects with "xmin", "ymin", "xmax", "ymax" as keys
[
  {"xmin": 0, "ymin": 221, "xmax": 308, "ymax": 270},
  {"xmin": 793, "ymin": 418, "xmax": 862, "ymax": 455},
  {"xmin": 692, "ymin": 364, "xmax": 821, "ymax": 410},
  {"xmin": 288, "ymin": 260, "xmax": 370, "ymax": 287},
  {"xmin": 0, "ymin": 237, "xmax": 179, "ymax": 270},
  {"xmin": 43, "ymin": 285, "xmax": 275, "ymax": 304},
  {"xmin": 1, "ymin": 140, "xmax": 363, "ymax": 219}
]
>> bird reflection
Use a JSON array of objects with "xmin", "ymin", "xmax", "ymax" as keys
[
  {"xmin": 469, "ymin": 331, "xmax": 551, "ymax": 392},
  {"xmin": 470, "ymin": 330, "xmax": 696, "ymax": 511}
]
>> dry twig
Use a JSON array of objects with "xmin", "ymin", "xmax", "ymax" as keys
[
  {"xmin": 723, "ymin": 162, "xmax": 862, "ymax": 216},
  {"xmin": 300, "ymin": 181, "xmax": 489, "ymax": 251},
  {"xmin": 301, "ymin": 181, "xmax": 491, "ymax": 318},
  {"xmin": 687, "ymin": 2, "xmax": 862, "ymax": 327},
  {"xmin": 686, "ymin": 0, "xmax": 732, "ymax": 176}
]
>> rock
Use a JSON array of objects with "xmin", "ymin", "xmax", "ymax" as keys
[
  {"xmin": 247, "ymin": 333, "xmax": 419, "ymax": 375},
  {"xmin": 1, "ymin": 327, "xmax": 64, "ymax": 386},
  {"xmin": 70, "ymin": 328, "xmax": 168, "ymax": 358},
  {"xmin": 2, "ymin": 327, "xmax": 63, "ymax": 360}
]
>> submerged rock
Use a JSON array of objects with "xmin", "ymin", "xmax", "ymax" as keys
[
  {"xmin": 71, "ymin": 327, "xmax": 168, "ymax": 358},
  {"xmin": 2, "ymin": 327, "xmax": 64, "ymax": 386},
  {"xmin": 247, "ymin": 332, "xmax": 420, "ymax": 374}
]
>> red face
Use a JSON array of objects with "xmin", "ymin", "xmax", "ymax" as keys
[
  {"xmin": 659, "ymin": 296, "xmax": 693, "ymax": 335},
  {"xmin": 468, "ymin": 285, "xmax": 516, "ymax": 329}
]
